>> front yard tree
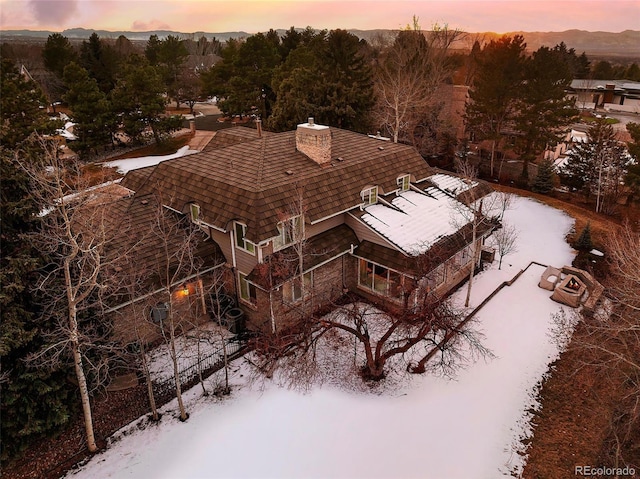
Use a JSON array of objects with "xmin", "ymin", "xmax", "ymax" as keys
[
  {"xmin": 465, "ymin": 35, "xmax": 526, "ymax": 178},
  {"xmin": 20, "ymin": 140, "xmax": 129, "ymax": 453},
  {"xmin": 513, "ymin": 45, "xmax": 578, "ymax": 180}
]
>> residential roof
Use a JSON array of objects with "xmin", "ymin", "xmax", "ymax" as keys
[
  {"xmin": 127, "ymin": 126, "xmax": 434, "ymax": 243},
  {"xmin": 106, "ymin": 194, "xmax": 224, "ymax": 288},
  {"xmin": 360, "ymin": 188, "xmax": 472, "ymax": 256}
]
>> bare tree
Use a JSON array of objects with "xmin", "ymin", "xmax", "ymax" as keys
[
  {"xmin": 490, "ymin": 223, "xmax": 519, "ymax": 269},
  {"xmin": 553, "ymin": 223, "xmax": 640, "ymax": 468},
  {"xmin": 374, "ymin": 18, "xmax": 464, "ymax": 144},
  {"xmin": 19, "ymin": 137, "xmax": 133, "ymax": 453}
]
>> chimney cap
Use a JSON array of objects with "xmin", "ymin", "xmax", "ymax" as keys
[{"xmin": 308, "ymin": 117, "xmax": 314, "ymax": 125}]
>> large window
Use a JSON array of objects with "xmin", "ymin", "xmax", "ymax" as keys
[
  {"xmin": 282, "ymin": 271, "xmax": 313, "ymax": 303},
  {"xmin": 235, "ymin": 222, "xmax": 255, "ymax": 254},
  {"xmin": 273, "ymin": 215, "xmax": 302, "ymax": 251},
  {"xmin": 426, "ymin": 263, "xmax": 446, "ymax": 290},
  {"xmin": 358, "ymin": 259, "xmax": 405, "ymax": 300},
  {"xmin": 238, "ymin": 273, "xmax": 257, "ymax": 304},
  {"xmin": 453, "ymin": 245, "xmax": 472, "ymax": 269}
]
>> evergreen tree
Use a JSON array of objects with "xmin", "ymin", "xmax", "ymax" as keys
[
  {"xmin": 42, "ymin": 33, "xmax": 78, "ymax": 79},
  {"xmin": 532, "ymin": 159, "xmax": 556, "ymax": 194},
  {"xmin": 79, "ymin": 32, "xmax": 118, "ymax": 93},
  {"xmin": 559, "ymin": 119, "xmax": 627, "ymax": 212},
  {"xmin": 112, "ymin": 57, "xmax": 178, "ymax": 145},
  {"xmin": 465, "ymin": 35, "xmax": 526, "ymax": 177},
  {"xmin": 0, "ymin": 59, "xmax": 60, "ymax": 148},
  {"xmin": 268, "ymin": 29, "xmax": 374, "ymax": 132},
  {"xmin": 0, "ymin": 59, "xmax": 76, "ymax": 460},
  {"xmin": 514, "ymin": 45, "xmax": 578, "ymax": 179},
  {"xmin": 63, "ymin": 62, "xmax": 115, "ymax": 157},
  {"xmin": 575, "ymin": 223, "xmax": 593, "ymax": 251}
]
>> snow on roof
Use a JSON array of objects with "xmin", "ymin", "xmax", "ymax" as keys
[
  {"xmin": 428, "ymin": 173, "xmax": 477, "ymax": 195},
  {"xmin": 102, "ymin": 145, "xmax": 198, "ymax": 173},
  {"xmin": 360, "ymin": 188, "xmax": 471, "ymax": 256},
  {"xmin": 570, "ymin": 130, "xmax": 588, "ymax": 143}
]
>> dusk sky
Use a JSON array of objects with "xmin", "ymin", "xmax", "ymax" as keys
[{"xmin": 1, "ymin": 0, "xmax": 638, "ymax": 34}]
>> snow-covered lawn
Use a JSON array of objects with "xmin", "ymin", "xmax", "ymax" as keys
[{"xmin": 66, "ymin": 195, "xmax": 576, "ymax": 479}]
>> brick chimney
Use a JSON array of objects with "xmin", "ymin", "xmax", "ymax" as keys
[{"xmin": 296, "ymin": 117, "xmax": 331, "ymax": 165}]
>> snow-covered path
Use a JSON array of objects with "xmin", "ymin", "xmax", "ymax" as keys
[{"xmin": 66, "ymin": 195, "xmax": 576, "ymax": 479}]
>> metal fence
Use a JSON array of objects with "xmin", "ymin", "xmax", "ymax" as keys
[{"xmin": 153, "ymin": 338, "xmax": 247, "ymax": 402}]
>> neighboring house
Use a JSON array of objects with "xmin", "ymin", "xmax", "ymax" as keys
[
  {"xmin": 567, "ymin": 79, "xmax": 640, "ymax": 112},
  {"xmin": 544, "ymin": 125, "xmax": 589, "ymax": 168},
  {"xmin": 119, "ymin": 119, "xmax": 494, "ymax": 334}
]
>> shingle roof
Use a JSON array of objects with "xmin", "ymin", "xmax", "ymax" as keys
[
  {"xmin": 106, "ymin": 194, "xmax": 224, "ymax": 286},
  {"xmin": 360, "ymin": 188, "xmax": 472, "ymax": 256},
  {"xmin": 131, "ymin": 126, "xmax": 434, "ymax": 243}
]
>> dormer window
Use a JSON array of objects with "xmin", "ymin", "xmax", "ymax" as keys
[
  {"xmin": 273, "ymin": 215, "xmax": 302, "ymax": 251},
  {"xmin": 234, "ymin": 222, "xmax": 256, "ymax": 254},
  {"xmin": 361, "ymin": 186, "xmax": 378, "ymax": 205},
  {"xmin": 190, "ymin": 203, "xmax": 200, "ymax": 223},
  {"xmin": 397, "ymin": 175, "xmax": 410, "ymax": 192}
]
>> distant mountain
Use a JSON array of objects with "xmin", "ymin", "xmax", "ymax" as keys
[{"xmin": 1, "ymin": 27, "xmax": 639, "ymax": 58}]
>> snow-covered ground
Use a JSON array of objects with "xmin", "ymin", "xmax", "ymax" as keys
[
  {"xmin": 102, "ymin": 146, "xmax": 198, "ymax": 173},
  {"xmin": 66, "ymin": 195, "xmax": 576, "ymax": 479}
]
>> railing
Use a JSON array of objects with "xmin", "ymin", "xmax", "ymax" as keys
[{"xmin": 152, "ymin": 338, "xmax": 247, "ymax": 403}]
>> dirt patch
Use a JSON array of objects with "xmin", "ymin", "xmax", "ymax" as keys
[{"xmin": 2, "ymin": 386, "xmax": 150, "ymax": 479}]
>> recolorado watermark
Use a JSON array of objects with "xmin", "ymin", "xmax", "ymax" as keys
[{"xmin": 575, "ymin": 465, "xmax": 636, "ymax": 477}]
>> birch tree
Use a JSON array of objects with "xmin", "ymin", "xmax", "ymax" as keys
[{"xmin": 19, "ymin": 139, "xmax": 130, "ymax": 453}]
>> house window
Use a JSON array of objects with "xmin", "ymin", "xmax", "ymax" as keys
[
  {"xmin": 190, "ymin": 203, "xmax": 200, "ymax": 223},
  {"xmin": 238, "ymin": 273, "xmax": 257, "ymax": 304},
  {"xmin": 282, "ymin": 271, "xmax": 313, "ymax": 303},
  {"xmin": 453, "ymin": 245, "xmax": 471, "ymax": 269},
  {"xmin": 397, "ymin": 175, "xmax": 410, "ymax": 192},
  {"xmin": 358, "ymin": 259, "xmax": 405, "ymax": 299},
  {"xmin": 273, "ymin": 215, "xmax": 302, "ymax": 251},
  {"xmin": 426, "ymin": 263, "xmax": 446, "ymax": 289},
  {"xmin": 361, "ymin": 186, "xmax": 378, "ymax": 205},
  {"xmin": 235, "ymin": 222, "xmax": 255, "ymax": 254}
]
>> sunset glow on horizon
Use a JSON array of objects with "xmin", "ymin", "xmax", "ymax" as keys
[{"xmin": 1, "ymin": 0, "xmax": 638, "ymax": 34}]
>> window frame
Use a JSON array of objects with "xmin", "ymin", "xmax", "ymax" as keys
[
  {"xmin": 397, "ymin": 175, "xmax": 410, "ymax": 192},
  {"xmin": 358, "ymin": 258, "xmax": 405, "ymax": 300},
  {"xmin": 234, "ymin": 222, "xmax": 256, "ymax": 254},
  {"xmin": 190, "ymin": 203, "xmax": 200, "ymax": 223},
  {"xmin": 238, "ymin": 272, "xmax": 257, "ymax": 305},
  {"xmin": 361, "ymin": 186, "xmax": 378, "ymax": 205},
  {"xmin": 283, "ymin": 271, "xmax": 313, "ymax": 303},
  {"xmin": 273, "ymin": 215, "xmax": 303, "ymax": 252}
]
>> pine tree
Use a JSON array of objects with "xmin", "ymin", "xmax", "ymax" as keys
[
  {"xmin": 1, "ymin": 61, "xmax": 76, "ymax": 458},
  {"xmin": 532, "ymin": 159, "xmax": 555, "ymax": 194},
  {"xmin": 465, "ymin": 35, "xmax": 527, "ymax": 178},
  {"xmin": 63, "ymin": 62, "xmax": 115, "ymax": 157},
  {"xmin": 575, "ymin": 223, "xmax": 593, "ymax": 251}
]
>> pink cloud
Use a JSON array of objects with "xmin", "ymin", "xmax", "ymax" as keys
[{"xmin": 131, "ymin": 19, "xmax": 172, "ymax": 31}]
